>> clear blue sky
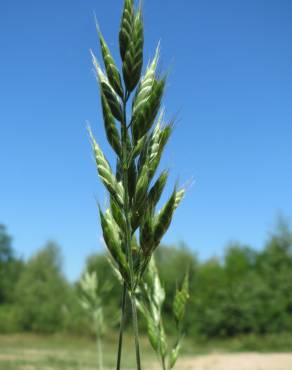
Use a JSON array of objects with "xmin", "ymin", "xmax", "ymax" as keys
[{"xmin": 1, "ymin": 0, "xmax": 291, "ymax": 281}]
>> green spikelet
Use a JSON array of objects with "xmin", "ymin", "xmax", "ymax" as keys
[
  {"xmin": 132, "ymin": 78, "xmax": 166, "ymax": 143},
  {"xmin": 131, "ymin": 203, "xmax": 143, "ymax": 232},
  {"xmin": 101, "ymin": 81, "xmax": 124, "ymax": 122},
  {"xmin": 148, "ymin": 257, "xmax": 165, "ymax": 309},
  {"xmin": 122, "ymin": 8, "xmax": 144, "ymax": 92},
  {"xmin": 140, "ymin": 211, "xmax": 154, "ymax": 257},
  {"xmin": 119, "ymin": 0, "xmax": 134, "ymax": 61},
  {"xmin": 128, "ymin": 135, "xmax": 147, "ymax": 163},
  {"xmin": 158, "ymin": 123, "xmax": 173, "ymax": 153},
  {"xmin": 148, "ymin": 170, "xmax": 169, "ymax": 208},
  {"xmin": 134, "ymin": 162, "xmax": 149, "ymax": 209},
  {"xmin": 173, "ymin": 272, "xmax": 190, "ymax": 323},
  {"xmin": 92, "ymin": 52, "xmax": 124, "ymax": 122},
  {"xmin": 153, "ymin": 188, "xmax": 176, "ymax": 246},
  {"xmin": 131, "ymin": 162, "xmax": 149, "ymax": 231},
  {"xmin": 159, "ymin": 325, "xmax": 167, "ymax": 358},
  {"xmin": 169, "ymin": 343, "xmax": 181, "ymax": 369},
  {"xmin": 101, "ymin": 92, "xmax": 121, "ymax": 157},
  {"xmin": 147, "ymin": 116, "xmax": 163, "ymax": 166},
  {"xmin": 136, "ymin": 124, "xmax": 158, "ymax": 180},
  {"xmin": 147, "ymin": 119, "xmax": 172, "ymax": 180},
  {"xmin": 98, "ymin": 29, "xmax": 124, "ymax": 97},
  {"xmin": 146, "ymin": 316, "xmax": 160, "ymax": 352},
  {"xmin": 174, "ymin": 188, "xmax": 185, "ymax": 210},
  {"xmin": 110, "ymin": 196, "xmax": 126, "ymax": 234},
  {"xmin": 137, "ymin": 136, "xmax": 150, "ymax": 174},
  {"xmin": 99, "ymin": 207, "xmax": 129, "ymax": 282},
  {"xmin": 88, "ymin": 127, "xmax": 124, "ymax": 207},
  {"xmin": 149, "ymin": 127, "xmax": 172, "ymax": 179},
  {"xmin": 136, "ymin": 110, "xmax": 164, "ymax": 173},
  {"xmin": 132, "ymin": 45, "xmax": 160, "ymax": 116}
]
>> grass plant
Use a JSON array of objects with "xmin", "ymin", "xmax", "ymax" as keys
[
  {"xmin": 88, "ymin": 1, "xmax": 185, "ymax": 368},
  {"xmin": 137, "ymin": 257, "xmax": 189, "ymax": 369}
]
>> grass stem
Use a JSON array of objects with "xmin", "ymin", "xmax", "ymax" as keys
[
  {"xmin": 121, "ymin": 94, "xmax": 142, "ymax": 370},
  {"xmin": 116, "ymin": 282, "xmax": 127, "ymax": 370}
]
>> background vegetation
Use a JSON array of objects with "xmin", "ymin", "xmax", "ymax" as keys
[{"xmin": 1, "ymin": 219, "xmax": 292, "ymax": 348}]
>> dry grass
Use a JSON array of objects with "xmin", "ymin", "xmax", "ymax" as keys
[
  {"xmin": 1, "ymin": 352, "xmax": 292, "ymax": 370},
  {"xmin": 1, "ymin": 335, "xmax": 292, "ymax": 370}
]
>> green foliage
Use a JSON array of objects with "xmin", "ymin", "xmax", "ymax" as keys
[
  {"xmin": 1, "ymin": 218, "xmax": 292, "ymax": 347},
  {"xmin": 0, "ymin": 305, "xmax": 20, "ymax": 333},
  {"xmin": 15, "ymin": 242, "xmax": 70, "ymax": 333},
  {"xmin": 0, "ymin": 225, "xmax": 24, "ymax": 304},
  {"xmin": 61, "ymin": 285, "xmax": 90, "ymax": 335},
  {"xmin": 0, "ymin": 224, "xmax": 13, "ymax": 262},
  {"xmin": 191, "ymin": 220, "xmax": 292, "ymax": 338}
]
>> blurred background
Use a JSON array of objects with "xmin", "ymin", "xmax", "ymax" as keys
[{"xmin": 0, "ymin": 0, "xmax": 292, "ymax": 368}]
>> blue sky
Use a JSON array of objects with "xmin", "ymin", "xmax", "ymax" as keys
[{"xmin": 1, "ymin": 0, "xmax": 291, "ymax": 281}]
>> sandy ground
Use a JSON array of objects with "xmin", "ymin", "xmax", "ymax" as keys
[{"xmin": 170, "ymin": 353, "xmax": 292, "ymax": 370}]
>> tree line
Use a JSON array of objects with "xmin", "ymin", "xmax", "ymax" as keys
[{"xmin": 0, "ymin": 220, "xmax": 292, "ymax": 339}]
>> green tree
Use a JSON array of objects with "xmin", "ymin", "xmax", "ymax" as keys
[
  {"xmin": 15, "ymin": 242, "xmax": 70, "ymax": 333},
  {"xmin": 255, "ymin": 219, "xmax": 292, "ymax": 333},
  {"xmin": 0, "ymin": 224, "xmax": 23, "ymax": 304}
]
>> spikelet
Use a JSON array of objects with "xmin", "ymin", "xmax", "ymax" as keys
[
  {"xmin": 169, "ymin": 343, "xmax": 181, "ymax": 369},
  {"xmin": 88, "ymin": 127, "xmax": 124, "ymax": 207},
  {"xmin": 101, "ymin": 92, "xmax": 121, "ymax": 157},
  {"xmin": 130, "ymin": 135, "xmax": 147, "ymax": 160},
  {"xmin": 136, "ymin": 112, "xmax": 170, "ymax": 179},
  {"xmin": 146, "ymin": 315, "xmax": 160, "ymax": 352},
  {"xmin": 119, "ymin": 0, "xmax": 134, "ymax": 61},
  {"xmin": 148, "ymin": 170, "xmax": 169, "ymax": 209},
  {"xmin": 147, "ymin": 257, "xmax": 165, "ymax": 311},
  {"xmin": 174, "ymin": 188, "xmax": 185, "ymax": 210},
  {"xmin": 147, "ymin": 119, "xmax": 172, "ymax": 180},
  {"xmin": 136, "ymin": 257, "xmax": 189, "ymax": 369},
  {"xmin": 99, "ymin": 207, "xmax": 130, "ymax": 282},
  {"xmin": 92, "ymin": 52, "xmax": 124, "ymax": 122},
  {"xmin": 173, "ymin": 272, "xmax": 190, "ymax": 323},
  {"xmin": 122, "ymin": 8, "xmax": 144, "ymax": 92},
  {"xmin": 140, "ymin": 210, "xmax": 154, "ymax": 257},
  {"xmin": 132, "ymin": 78, "xmax": 166, "ymax": 143},
  {"xmin": 134, "ymin": 162, "xmax": 149, "ymax": 209},
  {"xmin": 147, "ymin": 123, "xmax": 172, "ymax": 181},
  {"xmin": 110, "ymin": 196, "xmax": 126, "ymax": 234},
  {"xmin": 132, "ymin": 45, "xmax": 160, "ymax": 116},
  {"xmin": 153, "ymin": 188, "xmax": 177, "ymax": 246},
  {"xmin": 98, "ymin": 27, "xmax": 124, "ymax": 97}
]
